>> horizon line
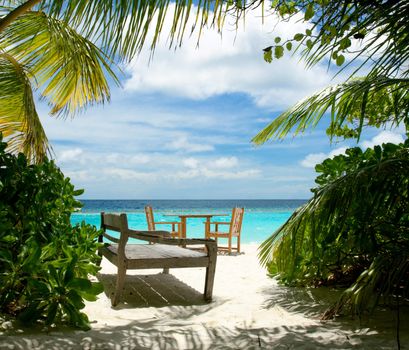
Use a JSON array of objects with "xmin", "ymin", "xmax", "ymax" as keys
[{"xmin": 79, "ymin": 198, "xmax": 309, "ymax": 201}]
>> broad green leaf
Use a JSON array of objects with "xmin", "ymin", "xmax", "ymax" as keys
[
  {"xmin": 274, "ymin": 45, "xmax": 284, "ymax": 59},
  {"xmin": 336, "ymin": 55, "xmax": 345, "ymax": 66},
  {"xmin": 304, "ymin": 4, "xmax": 314, "ymax": 21},
  {"xmin": 264, "ymin": 48, "xmax": 273, "ymax": 63}
]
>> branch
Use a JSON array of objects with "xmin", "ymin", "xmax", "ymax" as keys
[{"xmin": 0, "ymin": 0, "xmax": 41, "ymax": 33}]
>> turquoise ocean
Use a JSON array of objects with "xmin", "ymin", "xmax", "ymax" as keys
[{"xmin": 71, "ymin": 200, "xmax": 306, "ymax": 244}]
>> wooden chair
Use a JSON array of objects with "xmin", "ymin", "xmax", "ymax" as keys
[
  {"xmin": 145, "ymin": 206, "xmax": 181, "ymax": 238},
  {"xmin": 205, "ymin": 207, "xmax": 244, "ymax": 254},
  {"xmin": 99, "ymin": 212, "xmax": 217, "ymax": 306}
]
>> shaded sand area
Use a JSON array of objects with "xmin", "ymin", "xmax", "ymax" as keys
[{"xmin": 1, "ymin": 244, "xmax": 408, "ymax": 349}]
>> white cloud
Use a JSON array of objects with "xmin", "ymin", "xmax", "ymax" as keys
[
  {"xmin": 361, "ymin": 130, "xmax": 405, "ymax": 149},
  {"xmin": 105, "ymin": 153, "xmax": 151, "ymax": 165},
  {"xmin": 58, "ymin": 148, "xmax": 83, "ymax": 162},
  {"xmin": 103, "ymin": 168, "xmax": 156, "ymax": 181},
  {"xmin": 65, "ymin": 170, "xmax": 95, "ymax": 182},
  {"xmin": 183, "ymin": 157, "xmax": 200, "ymax": 169},
  {"xmin": 212, "ymin": 156, "xmax": 238, "ymax": 168},
  {"xmin": 178, "ymin": 156, "xmax": 257, "ymax": 179},
  {"xmin": 301, "ymin": 129, "xmax": 407, "ymax": 169},
  {"xmin": 173, "ymin": 168, "xmax": 260, "ymax": 180},
  {"xmin": 124, "ymin": 5, "xmax": 335, "ymax": 111},
  {"xmin": 301, "ymin": 147, "xmax": 347, "ymax": 168},
  {"xmin": 166, "ymin": 136, "xmax": 214, "ymax": 153},
  {"xmin": 300, "ymin": 152, "xmax": 327, "ymax": 168}
]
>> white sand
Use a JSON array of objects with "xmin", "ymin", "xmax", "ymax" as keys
[{"xmin": 1, "ymin": 243, "xmax": 408, "ymax": 349}]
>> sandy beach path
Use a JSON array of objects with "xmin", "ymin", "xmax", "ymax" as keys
[{"xmin": 1, "ymin": 243, "xmax": 408, "ymax": 349}]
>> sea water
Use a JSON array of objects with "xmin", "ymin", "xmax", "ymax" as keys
[{"xmin": 71, "ymin": 199, "xmax": 305, "ymax": 244}]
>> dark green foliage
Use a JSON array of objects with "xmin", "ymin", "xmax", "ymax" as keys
[
  {"xmin": 0, "ymin": 135, "xmax": 102, "ymax": 330},
  {"xmin": 259, "ymin": 141, "xmax": 409, "ymax": 316},
  {"xmin": 262, "ymin": 0, "xmax": 409, "ymax": 76},
  {"xmin": 256, "ymin": 0, "xmax": 409, "ymax": 145}
]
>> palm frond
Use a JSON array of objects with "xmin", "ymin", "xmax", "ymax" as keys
[
  {"xmin": 258, "ymin": 141, "xmax": 409, "ymax": 313},
  {"xmin": 323, "ymin": 252, "xmax": 409, "ymax": 319},
  {"xmin": 41, "ymin": 0, "xmax": 239, "ymax": 61},
  {"xmin": 252, "ymin": 76, "xmax": 409, "ymax": 144},
  {"xmin": 298, "ymin": 0, "xmax": 409, "ymax": 78},
  {"xmin": 0, "ymin": 10, "xmax": 119, "ymax": 117},
  {"xmin": 0, "ymin": 53, "xmax": 50, "ymax": 162}
]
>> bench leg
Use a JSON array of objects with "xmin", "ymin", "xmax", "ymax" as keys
[
  {"xmin": 204, "ymin": 247, "xmax": 217, "ymax": 301},
  {"xmin": 163, "ymin": 268, "xmax": 169, "ymax": 274},
  {"xmin": 112, "ymin": 266, "xmax": 126, "ymax": 307}
]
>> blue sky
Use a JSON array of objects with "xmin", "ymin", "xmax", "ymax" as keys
[{"xmin": 39, "ymin": 6, "xmax": 405, "ymax": 199}]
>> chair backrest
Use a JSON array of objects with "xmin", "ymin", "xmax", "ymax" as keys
[
  {"xmin": 100, "ymin": 212, "xmax": 129, "ymax": 247},
  {"xmin": 229, "ymin": 207, "xmax": 244, "ymax": 237},
  {"xmin": 145, "ymin": 206, "xmax": 155, "ymax": 230}
]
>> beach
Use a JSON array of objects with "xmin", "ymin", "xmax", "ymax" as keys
[{"xmin": 2, "ymin": 243, "xmax": 408, "ymax": 349}]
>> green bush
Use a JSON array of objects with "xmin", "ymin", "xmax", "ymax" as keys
[
  {"xmin": 259, "ymin": 141, "xmax": 409, "ymax": 316},
  {"xmin": 0, "ymin": 135, "xmax": 103, "ymax": 330}
]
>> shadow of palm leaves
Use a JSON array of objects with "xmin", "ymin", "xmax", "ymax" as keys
[
  {"xmin": 4, "ymin": 321, "xmax": 405, "ymax": 349},
  {"xmin": 3, "ymin": 276, "xmax": 409, "ymax": 349}
]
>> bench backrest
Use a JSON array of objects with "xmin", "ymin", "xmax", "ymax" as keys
[
  {"xmin": 100, "ymin": 212, "xmax": 129, "ymax": 256},
  {"xmin": 230, "ymin": 207, "xmax": 244, "ymax": 237}
]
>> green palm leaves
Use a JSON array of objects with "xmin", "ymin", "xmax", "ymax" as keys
[
  {"xmin": 253, "ymin": 0, "xmax": 409, "ymax": 319},
  {"xmin": 43, "ymin": 0, "xmax": 234, "ymax": 59},
  {"xmin": 0, "ymin": 0, "xmax": 241, "ymax": 162},
  {"xmin": 253, "ymin": 76, "xmax": 409, "ymax": 144},
  {"xmin": 2, "ymin": 11, "xmax": 118, "ymax": 116},
  {"xmin": 0, "ymin": 6, "xmax": 118, "ymax": 162},
  {"xmin": 0, "ymin": 52, "xmax": 48, "ymax": 162},
  {"xmin": 259, "ymin": 143, "xmax": 409, "ymax": 315}
]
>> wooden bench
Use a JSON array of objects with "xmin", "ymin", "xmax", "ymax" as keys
[{"xmin": 99, "ymin": 212, "xmax": 217, "ymax": 306}]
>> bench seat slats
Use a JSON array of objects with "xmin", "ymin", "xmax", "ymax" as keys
[{"xmin": 105, "ymin": 244, "xmax": 207, "ymax": 259}]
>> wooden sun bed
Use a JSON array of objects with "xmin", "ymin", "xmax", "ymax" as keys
[{"xmin": 99, "ymin": 212, "xmax": 217, "ymax": 306}]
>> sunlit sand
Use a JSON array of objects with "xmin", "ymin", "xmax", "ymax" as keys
[{"xmin": 2, "ymin": 244, "xmax": 408, "ymax": 349}]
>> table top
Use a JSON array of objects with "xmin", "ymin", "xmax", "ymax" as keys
[{"xmin": 164, "ymin": 213, "xmax": 228, "ymax": 218}]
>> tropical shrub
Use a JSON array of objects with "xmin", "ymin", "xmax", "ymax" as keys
[
  {"xmin": 0, "ymin": 135, "xmax": 102, "ymax": 330},
  {"xmin": 259, "ymin": 140, "xmax": 409, "ymax": 316}
]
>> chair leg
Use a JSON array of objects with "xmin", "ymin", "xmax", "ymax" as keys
[
  {"xmin": 228, "ymin": 236, "xmax": 232, "ymax": 255},
  {"xmin": 112, "ymin": 266, "xmax": 126, "ymax": 307},
  {"xmin": 237, "ymin": 236, "xmax": 241, "ymax": 253}
]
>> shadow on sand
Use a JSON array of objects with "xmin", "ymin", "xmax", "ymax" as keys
[
  {"xmin": 97, "ymin": 272, "xmax": 207, "ymax": 309},
  {"xmin": 2, "ymin": 274, "xmax": 408, "ymax": 349},
  {"xmin": 2, "ymin": 316, "xmax": 408, "ymax": 349}
]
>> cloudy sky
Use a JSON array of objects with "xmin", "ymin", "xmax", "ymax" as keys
[{"xmin": 39, "ymin": 7, "xmax": 405, "ymax": 199}]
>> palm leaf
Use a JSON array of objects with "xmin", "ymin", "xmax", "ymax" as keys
[
  {"xmin": 258, "ymin": 142, "xmax": 409, "ymax": 313},
  {"xmin": 0, "ymin": 10, "xmax": 119, "ymax": 117},
  {"xmin": 252, "ymin": 76, "xmax": 409, "ymax": 144},
  {"xmin": 0, "ymin": 53, "xmax": 49, "ymax": 162},
  {"xmin": 41, "ymin": 0, "xmax": 238, "ymax": 61}
]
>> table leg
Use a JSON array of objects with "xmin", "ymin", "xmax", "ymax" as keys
[{"xmin": 205, "ymin": 217, "xmax": 210, "ymax": 239}]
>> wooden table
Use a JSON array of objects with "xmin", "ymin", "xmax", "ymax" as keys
[{"xmin": 164, "ymin": 214, "xmax": 228, "ymax": 238}]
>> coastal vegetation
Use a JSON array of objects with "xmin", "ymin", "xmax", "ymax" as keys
[
  {"xmin": 0, "ymin": 135, "xmax": 102, "ymax": 329},
  {"xmin": 254, "ymin": 0, "xmax": 409, "ymax": 326}
]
